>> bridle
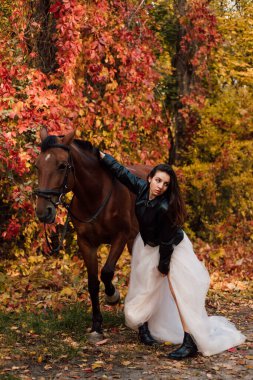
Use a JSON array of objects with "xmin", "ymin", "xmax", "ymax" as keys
[
  {"xmin": 34, "ymin": 144, "xmax": 72, "ymax": 208},
  {"xmin": 34, "ymin": 143, "xmax": 114, "ymax": 253}
]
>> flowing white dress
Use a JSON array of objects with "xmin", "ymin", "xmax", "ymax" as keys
[{"xmin": 124, "ymin": 232, "xmax": 246, "ymax": 356}]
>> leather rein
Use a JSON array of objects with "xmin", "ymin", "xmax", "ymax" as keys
[{"xmin": 34, "ymin": 143, "xmax": 114, "ymax": 253}]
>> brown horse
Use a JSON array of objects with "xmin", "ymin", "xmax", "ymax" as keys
[{"xmin": 35, "ymin": 128, "xmax": 149, "ymax": 340}]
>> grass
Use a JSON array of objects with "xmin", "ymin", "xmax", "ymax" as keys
[
  {"xmin": 0, "ymin": 290, "xmax": 251, "ymax": 380},
  {"xmin": 0, "ymin": 303, "xmax": 125, "ymax": 362}
]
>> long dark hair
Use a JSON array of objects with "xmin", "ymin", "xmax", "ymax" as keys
[{"xmin": 148, "ymin": 164, "xmax": 186, "ymax": 227}]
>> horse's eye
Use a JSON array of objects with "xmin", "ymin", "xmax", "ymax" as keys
[{"xmin": 58, "ymin": 163, "xmax": 67, "ymax": 170}]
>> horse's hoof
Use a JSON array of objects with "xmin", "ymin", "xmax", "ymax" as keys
[
  {"xmin": 105, "ymin": 288, "xmax": 120, "ymax": 305},
  {"xmin": 88, "ymin": 331, "xmax": 104, "ymax": 343}
]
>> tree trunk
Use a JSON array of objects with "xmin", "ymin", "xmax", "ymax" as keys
[
  {"xmin": 26, "ymin": 0, "xmax": 57, "ymax": 73},
  {"xmin": 168, "ymin": 0, "xmax": 195, "ymax": 164}
]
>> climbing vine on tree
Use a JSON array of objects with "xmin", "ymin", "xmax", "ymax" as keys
[{"xmin": 0, "ymin": 0, "xmax": 167, "ymax": 254}]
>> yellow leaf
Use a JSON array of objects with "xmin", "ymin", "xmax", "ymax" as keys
[
  {"xmin": 164, "ymin": 341, "xmax": 173, "ymax": 345},
  {"xmin": 60, "ymin": 287, "xmax": 74, "ymax": 297},
  {"xmin": 210, "ymin": 248, "xmax": 225, "ymax": 263},
  {"xmin": 37, "ymin": 355, "xmax": 43, "ymax": 363},
  {"xmin": 105, "ymin": 80, "xmax": 118, "ymax": 91},
  {"xmin": 95, "ymin": 119, "xmax": 102, "ymax": 128},
  {"xmin": 91, "ymin": 360, "xmax": 104, "ymax": 369}
]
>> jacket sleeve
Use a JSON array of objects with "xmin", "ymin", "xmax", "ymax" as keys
[
  {"xmin": 158, "ymin": 244, "xmax": 174, "ymax": 275},
  {"xmin": 158, "ymin": 216, "xmax": 184, "ymax": 275},
  {"xmin": 102, "ymin": 153, "xmax": 146, "ymax": 195}
]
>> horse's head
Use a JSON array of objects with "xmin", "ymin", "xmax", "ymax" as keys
[{"xmin": 35, "ymin": 128, "xmax": 75, "ymax": 224}]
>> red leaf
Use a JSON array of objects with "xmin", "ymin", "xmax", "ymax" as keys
[{"xmin": 227, "ymin": 347, "xmax": 237, "ymax": 353}]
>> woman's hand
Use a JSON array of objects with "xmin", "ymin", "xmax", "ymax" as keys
[
  {"xmin": 100, "ymin": 151, "xmax": 105, "ymax": 159},
  {"xmin": 157, "ymin": 267, "xmax": 167, "ymax": 277}
]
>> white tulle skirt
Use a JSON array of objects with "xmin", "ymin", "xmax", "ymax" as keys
[{"xmin": 124, "ymin": 232, "xmax": 246, "ymax": 356}]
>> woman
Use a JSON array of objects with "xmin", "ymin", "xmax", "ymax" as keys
[{"xmin": 100, "ymin": 152, "xmax": 246, "ymax": 359}]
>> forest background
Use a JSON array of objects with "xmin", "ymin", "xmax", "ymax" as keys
[{"xmin": 0, "ymin": 0, "xmax": 252, "ymax": 313}]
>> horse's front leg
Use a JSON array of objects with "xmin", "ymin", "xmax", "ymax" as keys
[
  {"xmin": 101, "ymin": 236, "xmax": 127, "ymax": 305},
  {"xmin": 78, "ymin": 238, "xmax": 103, "ymax": 340}
]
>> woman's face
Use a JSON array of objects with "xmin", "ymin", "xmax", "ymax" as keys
[{"xmin": 148, "ymin": 170, "xmax": 170, "ymax": 200}]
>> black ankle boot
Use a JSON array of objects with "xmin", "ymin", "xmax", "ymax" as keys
[
  {"xmin": 167, "ymin": 332, "xmax": 198, "ymax": 360},
  {"xmin": 138, "ymin": 322, "xmax": 158, "ymax": 346}
]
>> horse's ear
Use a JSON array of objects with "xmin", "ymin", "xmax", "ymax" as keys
[
  {"xmin": 62, "ymin": 129, "xmax": 76, "ymax": 146},
  {"xmin": 40, "ymin": 127, "xmax": 48, "ymax": 142}
]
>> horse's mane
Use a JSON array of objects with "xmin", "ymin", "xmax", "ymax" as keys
[
  {"xmin": 73, "ymin": 139, "xmax": 100, "ymax": 159},
  {"xmin": 41, "ymin": 135, "xmax": 100, "ymax": 159}
]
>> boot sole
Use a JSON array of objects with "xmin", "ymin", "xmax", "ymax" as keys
[{"xmin": 167, "ymin": 351, "xmax": 198, "ymax": 360}]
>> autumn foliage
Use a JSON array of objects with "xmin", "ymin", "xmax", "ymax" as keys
[
  {"xmin": 179, "ymin": 0, "xmax": 221, "ymax": 129},
  {"xmin": 0, "ymin": 0, "xmax": 252, "ymax": 286},
  {"xmin": 0, "ymin": 0, "xmax": 167, "ymax": 249}
]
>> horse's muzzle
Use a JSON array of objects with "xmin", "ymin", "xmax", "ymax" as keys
[{"xmin": 36, "ymin": 203, "xmax": 56, "ymax": 224}]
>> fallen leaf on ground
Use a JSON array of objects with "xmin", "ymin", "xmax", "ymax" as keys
[
  {"xmin": 44, "ymin": 365, "xmax": 53, "ymax": 370},
  {"xmin": 121, "ymin": 360, "xmax": 132, "ymax": 366},
  {"xmin": 37, "ymin": 355, "xmax": 43, "ymax": 363},
  {"xmin": 227, "ymin": 347, "xmax": 237, "ymax": 352},
  {"xmin": 91, "ymin": 360, "xmax": 104, "ymax": 369},
  {"xmin": 95, "ymin": 338, "xmax": 109, "ymax": 346},
  {"xmin": 83, "ymin": 367, "xmax": 93, "ymax": 373}
]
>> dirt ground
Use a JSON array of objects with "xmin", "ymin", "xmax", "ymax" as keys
[{"xmin": 0, "ymin": 291, "xmax": 252, "ymax": 380}]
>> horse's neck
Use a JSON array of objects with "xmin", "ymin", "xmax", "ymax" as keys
[{"xmin": 71, "ymin": 146, "xmax": 109, "ymax": 207}]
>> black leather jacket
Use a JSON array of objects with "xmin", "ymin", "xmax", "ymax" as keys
[{"xmin": 102, "ymin": 154, "xmax": 184, "ymax": 274}]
